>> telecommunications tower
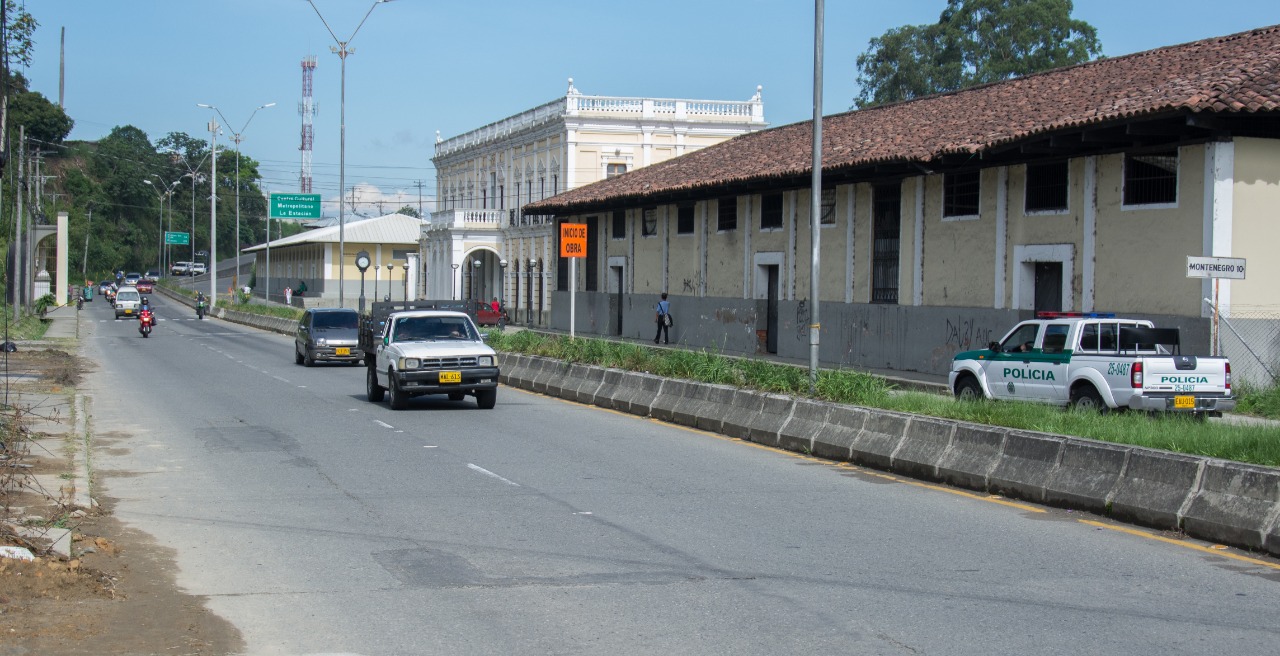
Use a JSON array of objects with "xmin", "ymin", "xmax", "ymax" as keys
[{"xmin": 299, "ymin": 55, "xmax": 317, "ymax": 193}]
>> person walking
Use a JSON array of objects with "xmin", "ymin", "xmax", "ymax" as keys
[{"xmin": 653, "ymin": 292, "xmax": 671, "ymax": 344}]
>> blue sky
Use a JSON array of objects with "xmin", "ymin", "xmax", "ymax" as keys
[{"xmin": 23, "ymin": 1, "xmax": 1277, "ymax": 217}]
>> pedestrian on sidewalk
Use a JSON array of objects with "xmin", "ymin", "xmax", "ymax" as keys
[{"xmin": 654, "ymin": 292, "xmax": 671, "ymax": 344}]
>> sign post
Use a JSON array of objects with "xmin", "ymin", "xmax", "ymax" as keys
[
  {"xmin": 1187, "ymin": 256, "xmax": 1247, "ymax": 355},
  {"xmin": 164, "ymin": 231, "xmax": 190, "ymax": 246},
  {"xmin": 560, "ymin": 223, "xmax": 587, "ymax": 339}
]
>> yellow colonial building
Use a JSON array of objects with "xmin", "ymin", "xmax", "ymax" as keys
[
  {"xmin": 421, "ymin": 79, "xmax": 767, "ymax": 323},
  {"xmin": 528, "ymin": 26, "xmax": 1280, "ymax": 386}
]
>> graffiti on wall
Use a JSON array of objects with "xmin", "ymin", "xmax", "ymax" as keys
[{"xmin": 944, "ymin": 317, "xmax": 995, "ymax": 351}]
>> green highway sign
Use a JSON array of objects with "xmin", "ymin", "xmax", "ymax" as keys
[
  {"xmin": 165, "ymin": 231, "xmax": 190, "ymax": 245},
  {"xmin": 270, "ymin": 193, "xmax": 322, "ymax": 219}
]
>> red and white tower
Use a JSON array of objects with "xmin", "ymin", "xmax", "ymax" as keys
[{"xmin": 299, "ymin": 56, "xmax": 317, "ymax": 193}]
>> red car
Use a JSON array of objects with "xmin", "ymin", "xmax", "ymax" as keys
[{"xmin": 135, "ymin": 280, "xmax": 154, "ymax": 293}]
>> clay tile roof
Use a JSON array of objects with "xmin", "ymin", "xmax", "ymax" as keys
[{"xmin": 530, "ymin": 24, "xmax": 1280, "ymax": 214}]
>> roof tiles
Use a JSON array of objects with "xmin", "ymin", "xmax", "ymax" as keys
[{"xmin": 530, "ymin": 24, "xmax": 1280, "ymax": 214}]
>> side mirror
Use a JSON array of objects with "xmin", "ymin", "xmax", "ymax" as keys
[
  {"xmin": 383, "ymin": 336, "xmax": 389, "ymax": 346},
  {"xmin": 988, "ymin": 341, "xmax": 1001, "ymax": 352}
]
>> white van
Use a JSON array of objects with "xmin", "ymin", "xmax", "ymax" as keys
[{"xmin": 114, "ymin": 286, "xmax": 141, "ymax": 319}]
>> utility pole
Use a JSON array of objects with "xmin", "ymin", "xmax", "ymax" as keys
[
  {"xmin": 414, "ymin": 179, "xmax": 425, "ymax": 217},
  {"xmin": 81, "ymin": 209, "xmax": 92, "ymax": 278}
]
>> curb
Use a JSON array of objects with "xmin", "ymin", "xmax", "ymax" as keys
[{"xmin": 496, "ymin": 352, "xmax": 1280, "ymax": 558}]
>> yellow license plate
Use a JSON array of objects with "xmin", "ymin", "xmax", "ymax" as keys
[
  {"xmin": 439, "ymin": 371, "xmax": 462, "ymax": 384},
  {"xmin": 334, "ymin": 347, "xmax": 350, "ymax": 356},
  {"xmin": 1174, "ymin": 395, "xmax": 1196, "ymax": 409},
  {"xmin": 124, "ymin": 309, "xmax": 133, "ymax": 315}
]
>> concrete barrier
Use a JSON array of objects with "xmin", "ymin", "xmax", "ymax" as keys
[
  {"xmin": 1108, "ymin": 450, "xmax": 1203, "ymax": 529},
  {"xmin": 778, "ymin": 400, "xmax": 832, "ymax": 455},
  {"xmin": 1044, "ymin": 440, "xmax": 1130, "ymax": 513},
  {"xmin": 891, "ymin": 417, "xmax": 956, "ymax": 483},
  {"xmin": 650, "ymin": 379, "xmax": 689, "ymax": 423},
  {"xmin": 592, "ymin": 369, "xmax": 626, "ymax": 411},
  {"xmin": 935, "ymin": 424, "xmax": 1006, "ymax": 491},
  {"xmin": 850, "ymin": 410, "xmax": 911, "ymax": 471},
  {"xmin": 986, "ymin": 431, "xmax": 1066, "ymax": 504},
  {"xmin": 744, "ymin": 392, "xmax": 795, "ymax": 446},
  {"xmin": 1182, "ymin": 462, "xmax": 1280, "ymax": 549},
  {"xmin": 567, "ymin": 364, "xmax": 606, "ymax": 404},
  {"xmin": 810, "ymin": 405, "xmax": 868, "ymax": 461},
  {"xmin": 614, "ymin": 372, "xmax": 665, "ymax": 416}
]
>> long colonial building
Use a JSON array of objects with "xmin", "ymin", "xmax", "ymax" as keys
[
  {"xmin": 420, "ymin": 79, "xmax": 767, "ymax": 322},
  {"xmin": 526, "ymin": 26, "xmax": 1280, "ymax": 386}
]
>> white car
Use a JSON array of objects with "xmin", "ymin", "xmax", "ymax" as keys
[{"xmin": 190, "ymin": 262, "xmax": 208, "ymax": 275}]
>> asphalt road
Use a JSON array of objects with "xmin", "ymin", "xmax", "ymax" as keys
[{"xmin": 80, "ymin": 295, "xmax": 1280, "ymax": 656}]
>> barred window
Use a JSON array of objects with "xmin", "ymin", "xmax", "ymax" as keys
[
  {"xmin": 612, "ymin": 210, "xmax": 626, "ymax": 240},
  {"xmin": 642, "ymin": 207, "xmax": 657, "ymax": 236},
  {"xmin": 677, "ymin": 205, "xmax": 695, "ymax": 235},
  {"xmin": 1025, "ymin": 161, "xmax": 1068, "ymax": 213},
  {"xmin": 943, "ymin": 170, "xmax": 980, "ymax": 217},
  {"xmin": 718, "ymin": 197, "xmax": 737, "ymax": 231},
  {"xmin": 761, "ymin": 193, "xmax": 783, "ymax": 230},
  {"xmin": 820, "ymin": 188, "xmax": 837, "ymax": 225},
  {"xmin": 1124, "ymin": 150, "xmax": 1178, "ymax": 206},
  {"xmin": 872, "ymin": 183, "xmax": 901, "ymax": 304}
]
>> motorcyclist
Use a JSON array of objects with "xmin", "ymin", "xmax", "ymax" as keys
[
  {"xmin": 139, "ymin": 296, "xmax": 151, "ymax": 313},
  {"xmin": 138, "ymin": 297, "xmax": 155, "ymax": 334},
  {"xmin": 195, "ymin": 291, "xmax": 207, "ymax": 319}
]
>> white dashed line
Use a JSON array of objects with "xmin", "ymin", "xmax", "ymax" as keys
[
  {"xmin": 467, "ymin": 463, "xmax": 520, "ymax": 487},
  {"xmin": 373, "ymin": 420, "xmax": 394, "ymax": 429}
]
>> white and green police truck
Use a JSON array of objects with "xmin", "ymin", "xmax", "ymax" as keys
[{"xmin": 949, "ymin": 313, "xmax": 1234, "ymax": 415}]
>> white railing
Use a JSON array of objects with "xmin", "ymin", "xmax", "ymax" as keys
[
  {"xmin": 435, "ymin": 88, "xmax": 765, "ymax": 158},
  {"xmin": 428, "ymin": 208, "xmax": 507, "ymax": 231}
]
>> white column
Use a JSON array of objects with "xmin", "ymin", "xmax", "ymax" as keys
[
  {"xmin": 913, "ymin": 177, "xmax": 924, "ymax": 306},
  {"xmin": 1082, "ymin": 157, "xmax": 1097, "ymax": 312},
  {"xmin": 565, "ymin": 128, "xmax": 577, "ymax": 191},
  {"xmin": 1204, "ymin": 142, "xmax": 1235, "ymax": 317},
  {"xmin": 995, "ymin": 168, "xmax": 1008, "ymax": 309}
]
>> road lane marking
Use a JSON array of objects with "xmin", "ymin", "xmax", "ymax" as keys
[
  {"xmin": 1077, "ymin": 519, "xmax": 1280, "ymax": 571},
  {"xmin": 373, "ymin": 420, "xmax": 394, "ymax": 429},
  {"xmin": 467, "ymin": 463, "xmax": 520, "ymax": 487}
]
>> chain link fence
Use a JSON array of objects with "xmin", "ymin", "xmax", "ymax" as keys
[{"xmin": 1208, "ymin": 302, "xmax": 1280, "ymax": 389}]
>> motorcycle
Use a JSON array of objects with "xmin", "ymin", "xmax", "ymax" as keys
[
  {"xmin": 196, "ymin": 298, "xmax": 206, "ymax": 320},
  {"xmin": 138, "ymin": 310, "xmax": 155, "ymax": 338}
]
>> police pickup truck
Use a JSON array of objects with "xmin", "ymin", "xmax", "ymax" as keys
[
  {"xmin": 949, "ymin": 313, "xmax": 1234, "ymax": 415},
  {"xmin": 359, "ymin": 301, "xmax": 500, "ymax": 410}
]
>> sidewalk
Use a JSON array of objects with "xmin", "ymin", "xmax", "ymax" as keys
[{"xmin": 37, "ymin": 304, "xmax": 80, "ymax": 340}]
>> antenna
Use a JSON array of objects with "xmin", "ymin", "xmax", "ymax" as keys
[{"xmin": 299, "ymin": 55, "xmax": 317, "ymax": 193}]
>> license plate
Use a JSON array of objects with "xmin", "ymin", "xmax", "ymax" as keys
[
  {"xmin": 1174, "ymin": 395, "xmax": 1195, "ymax": 409},
  {"xmin": 335, "ymin": 347, "xmax": 350, "ymax": 356},
  {"xmin": 124, "ymin": 309, "xmax": 133, "ymax": 315},
  {"xmin": 439, "ymin": 371, "xmax": 462, "ymax": 384}
]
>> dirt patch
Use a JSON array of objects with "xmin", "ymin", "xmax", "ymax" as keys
[{"xmin": 1, "ymin": 347, "xmax": 242, "ymax": 655}]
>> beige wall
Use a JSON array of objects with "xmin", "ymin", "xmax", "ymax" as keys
[
  {"xmin": 1231, "ymin": 137, "xmax": 1280, "ymax": 310},
  {"xmin": 1093, "ymin": 146, "xmax": 1205, "ymax": 315},
  {"xmin": 922, "ymin": 170, "xmax": 999, "ymax": 308}
]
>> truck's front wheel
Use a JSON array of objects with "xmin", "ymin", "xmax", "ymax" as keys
[
  {"xmin": 954, "ymin": 375, "xmax": 983, "ymax": 400},
  {"xmin": 476, "ymin": 388, "xmax": 497, "ymax": 410},
  {"xmin": 388, "ymin": 371, "xmax": 409, "ymax": 410},
  {"xmin": 366, "ymin": 365, "xmax": 385, "ymax": 402},
  {"xmin": 1070, "ymin": 384, "xmax": 1109, "ymax": 414}
]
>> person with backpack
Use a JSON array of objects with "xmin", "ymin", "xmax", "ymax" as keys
[{"xmin": 654, "ymin": 292, "xmax": 671, "ymax": 344}]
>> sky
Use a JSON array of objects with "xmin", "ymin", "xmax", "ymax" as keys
[{"xmin": 22, "ymin": 0, "xmax": 1279, "ymax": 219}]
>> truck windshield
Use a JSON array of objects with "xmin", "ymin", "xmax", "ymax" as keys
[
  {"xmin": 313, "ymin": 312, "xmax": 358, "ymax": 329},
  {"xmin": 394, "ymin": 317, "xmax": 478, "ymax": 342}
]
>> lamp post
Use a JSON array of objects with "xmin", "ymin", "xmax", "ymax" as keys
[
  {"xmin": 513, "ymin": 260, "xmax": 521, "ymax": 323},
  {"xmin": 402, "ymin": 261, "xmax": 409, "ymax": 303},
  {"xmin": 527, "ymin": 258, "xmax": 537, "ymax": 326},
  {"xmin": 385, "ymin": 262, "xmax": 397, "ymax": 305},
  {"xmin": 451, "ymin": 263, "xmax": 460, "ymax": 300},
  {"xmin": 498, "ymin": 258, "xmax": 508, "ymax": 316},
  {"xmin": 355, "ymin": 251, "xmax": 370, "ymax": 314},
  {"xmin": 196, "ymin": 110, "xmax": 221, "ymax": 307},
  {"xmin": 170, "ymin": 154, "xmax": 208, "ymax": 275},
  {"xmin": 471, "ymin": 258, "xmax": 482, "ymax": 302},
  {"xmin": 197, "ymin": 102, "xmax": 275, "ymax": 291},
  {"xmin": 373, "ymin": 263, "xmax": 381, "ymax": 303},
  {"xmin": 306, "ymin": 0, "xmax": 394, "ymax": 308},
  {"xmin": 142, "ymin": 179, "xmax": 165, "ymax": 275}
]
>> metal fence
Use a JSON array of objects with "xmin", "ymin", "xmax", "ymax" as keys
[{"xmin": 1207, "ymin": 301, "xmax": 1280, "ymax": 389}]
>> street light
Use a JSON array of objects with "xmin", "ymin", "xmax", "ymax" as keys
[
  {"xmin": 499, "ymin": 258, "xmax": 508, "ymax": 320},
  {"xmin": 196, "ymin": 106, "xmax": 221, "ymax": 307},
  {"xmin": 196, "ymin": 102, "xmax": 275, "ymax": 291},
  {"xmin": 451, "ymin": 263, "xmax": 460, "ymax": 300},
  {"xmin": 402, "ymin": 261, "xmax": 409, "ymax": 303},
  {"xmin": 306, "ymin": 0, "xmax": 394, "ymax": 308},
  {"xmin": 386, "ymin": 262, "xmax": 397, "ymax": 305}
]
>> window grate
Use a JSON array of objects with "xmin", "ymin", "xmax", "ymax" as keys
[
  {"xmin": 943, "ymin": 170, "xmax": 980, "ymax": 217},
  {"xmin": 761, "ymin": 193, "xmax": 783, "ymax": 229},
  {"xmin": 1124, "ymin": 150, "xmax": 1178, "ymax": 205},
  {"xmin": 718, "ymin": 197, "xmax": 737, "ymax": 231},
  {"xmin": 677, "ymin": 205, "xmax": 695, "ymax": 234},
  {"xmin": 1025, "ymin": 161, "xmax": 1068, "ymax": 212},
  {"xmin": 872, "ymin": 183, "xmax": 901, "ymax": 304},
  {"xmin": 611, "ymin": 210, "xmax": 626, "ymax": 240}
]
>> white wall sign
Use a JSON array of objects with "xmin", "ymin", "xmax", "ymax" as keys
[{"xmin": 1186, "ymin": 256, "xmax": 1246, "ymax": 279}]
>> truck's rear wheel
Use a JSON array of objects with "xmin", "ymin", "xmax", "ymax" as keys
[
  {"xmin": 1070, "ymin": 384, "xmax": 1109, "ymax": 414},
  {"xmin": 366, "ymin": 365, "xmax": 385, "ymax": 402},
  {"xmin": 388, "ymin": 371, "xmax": 408, "ymax": 410},
  {"xmin": 476, "ymin": 388, "xmax": 497, "ymax": 409},
  {"xmin": 954, "ymin": 375, "xmax": 982, "ymax": 400}
]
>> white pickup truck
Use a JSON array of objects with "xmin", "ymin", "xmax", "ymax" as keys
[
  {"xmin": 359, "ymin": 304, "xmax": 500, "ymax": 410},
  {"xmin": 949, "ymin": 313, "xmax": 1234, "ymax": 415}
]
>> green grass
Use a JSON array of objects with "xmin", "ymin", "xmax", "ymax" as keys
[
  {"xmin": 1236, "ymin": 382, "xmax": 1280, "ymax": 420},
  {"xmin": 0, "ymin": 306, "xmax": 52, "ymax": 340},
  {"xmin": 486, "ymin": 331, "xmax": 1280, "ymax": 467}
]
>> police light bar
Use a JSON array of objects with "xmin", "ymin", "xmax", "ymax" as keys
[{"xmin": 1035, "ymin": 311, "xmax": 1116, "ymax": 319}]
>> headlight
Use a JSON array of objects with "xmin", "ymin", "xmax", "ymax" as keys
[
  {"xmin": 478, "ymin": 356, "xmax": 494, "ymax": 367},
  {"xmin": 317, "ymin": 338, "xmax": 327, "ymax": 346},
  {"xmin": 399, "ymin": 357, "xmax": 420, "ymax": 370}
]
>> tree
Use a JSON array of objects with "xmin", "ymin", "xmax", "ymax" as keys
[
  {"xmin": 8, "ymin": 83, "xmax": 73, "ymax": 144},
  {"xmin": 397, "ymin": 205, "xmax": 421, "ymax": 219},
  {"xmin": 3, "ymin": 0, "xmax": 37, "ymax": 68},
  {"xmin": 853, "ymin": 0, "xmax": 1101, "ymax": 108}
]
